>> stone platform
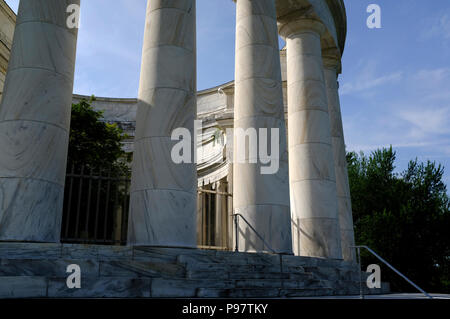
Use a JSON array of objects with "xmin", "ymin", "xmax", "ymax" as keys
[{"xmin": 0, "ymin": 243, "xmax": 389, "ymax": 298}]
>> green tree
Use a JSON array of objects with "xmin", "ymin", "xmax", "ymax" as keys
[
  {"xmin": 67, "ymin": 96, "xmax": 131, "ymax": 171},
  {"xmin": 347, "ymin": 146, "xmax": 450, "ymax": 293},
  {"xmin": 62, "ymin": 97, "xmax": 131, "ymax": 244}
]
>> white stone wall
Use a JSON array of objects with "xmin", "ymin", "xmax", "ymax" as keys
[{"xmin": 73, "ymin": 50, "xmax": 288, "ymax": 187}]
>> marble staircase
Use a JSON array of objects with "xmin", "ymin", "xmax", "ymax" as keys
[{"xmin": 0, "ymin": 243, "xmax": 389, "ymax": 298}]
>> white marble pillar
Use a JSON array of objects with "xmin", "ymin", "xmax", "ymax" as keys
[
  {"xmin": 0, "ymin": 0, "xmax": 79, "ymax": 242},
  {"xmin": 128, "ymin": 0, "xmax": 197, "ymax": 247},
  {"xmin": 279, "ymin": 19, "xmax": 342, "ymax": 259},
  {"xmin": 323, "ymin": 56, "xmax": 356, "ymax": 262},
  {"xmin": 214, "ymin": 180, "xmax": 227, "ymax": 248},
  {"xmin": 233, "ymin": 0, "xmax": 292, "ymax": 254}
]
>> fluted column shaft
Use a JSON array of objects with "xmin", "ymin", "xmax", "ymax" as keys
[
  {"xmin": 323, "ymin": 58, "xmax": 356, "ymax": 261},
  {"xmin": 128, "ymin": 0, "xmax": 197, "ymax": 247},
  {"xmin": 233, "ymin": 0, "xmax": 292, "ymax": 253},
  {"xmin": 280, "ymin": 19, "xmax": 342, "ymax": 259},
  {"xmin": 0, "ymin": 0, "xmax": 79, "ymax": 242}
]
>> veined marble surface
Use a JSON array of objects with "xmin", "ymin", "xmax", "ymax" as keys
[
  {"xmin": 0, "ymin": 0, "xmax": 79, "ymax": 242},
  {"xmin": 233, "ymin": 0, "xmax": 292, "ymax": 254},
  {"xmin": 281, "ymin": 18, "xmax": 342, "ymax": 259},
  {"xmin": 128, "ymin": 0, "xmax": 197, "ymax": 247},
  {"xmin": 0, "ymin": 243, "xmax": 385, "ymax": 298}
]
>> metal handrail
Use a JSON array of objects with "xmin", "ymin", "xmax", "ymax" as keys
[
  {"xmin": 352, "ymin": 245, "xmax": 433, "ymax": 299},
  {"xmin": 232, "ymin": 213, "xmax": 276, "ymax": 254}
]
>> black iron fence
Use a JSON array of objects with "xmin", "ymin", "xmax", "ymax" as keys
[
  {"xmin": 61, "ymin": 166, "xmax": 233, "ymax": 249},
  {"xmin": 61, "ymin": 165, "xmax": 131, "ymax": 245}
]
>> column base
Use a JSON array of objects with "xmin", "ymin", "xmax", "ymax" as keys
[
  {"xmin": 234, "ymin": 204, "xmax": 293, "ymax": 254},
  {"xmin": 299, "ymin": 218, "xmax": 343, "ymax": 259},
  {"xmin": 0, "ymin": 178, "xmax": 63, "ymax": 243},
  {"xmin": 340, "ymin": 228, "xmax": 356, "ymax": 262},
  {"xmin": 127, "ymin": 189, "xmax": 197, "ymax": 248}
]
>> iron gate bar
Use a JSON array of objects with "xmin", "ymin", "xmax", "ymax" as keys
[
  {"xmin": 63, "ymin": 173, "xmax": 229, "ymax": 247},
  {"xmin": 93, "ymin": 167, "xmax": 102, "ymax": 241},
  {"xmin": 103, "ymin": 168, "xmax": 112, "ymax": 241},
  {"xmin": 64, "ymin": 164, "xmax": 75, "ymax": 238},
  {"xmin": 85, "ymin": 167, "xmax": 94, "ymax": 237},
  {"xmin": 74, "ymin": 165, "xmax": 84, "ymax": 237}
]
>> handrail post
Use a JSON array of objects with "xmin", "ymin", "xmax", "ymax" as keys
[
  {"xmin": 357, "ymin": 246, "xmax": 364, "ymax": 299},
  {"xmin": 231, "ymin": 213, "xmax": 277, "ymax": 254},
  {"xmin": 234, "ymin": 214, "xmax": 239, "ymax": 252}
]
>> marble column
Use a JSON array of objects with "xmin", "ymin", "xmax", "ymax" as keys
[
  {"xmin": 128, "ymin": 0, "xmax": 197, "ymax": 247},
  {"xmin": 233, "ymin": 0, "xmax": 292, "ymax": 254},
  {"xmin": 279, "ymin": 18, "xmax": 342, "ymax": 259},
  {"xmin": 0, "ymin": 0, "xmax": 79, "ymax": 242},
  {"xmin": 323, "ymin": 55, "xmax": 356, "ymax": 262},
  {"xmin": 214, "ymin": 180, "xmax": 228, "ymax": 248}
]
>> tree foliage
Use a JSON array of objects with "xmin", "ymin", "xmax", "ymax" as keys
[
  {"xmin": 347, "ymin": 146, "xmax": 450, "ymax": 292},
  {"xmin": 62, "ymin": 97, "xmax": 131, "ymax": 244},
  {"xmin": 67, "ymin": 96, "xmax": 131, "ymax": 171}
]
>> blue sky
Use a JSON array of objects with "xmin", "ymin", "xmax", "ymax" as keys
[{"xmin": 5, "ymin": 0, "xmax": 450, "ymax": 189}]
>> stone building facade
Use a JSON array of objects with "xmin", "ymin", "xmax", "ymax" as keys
[
  {"xmin": 0, "ymin": 0, "xmax": 355, "ymax": 262},
  {"xmin": 0, "ymin": 0, "xmax": 15, "ymax": 100}
]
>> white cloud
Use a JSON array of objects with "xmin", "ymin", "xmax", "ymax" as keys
[
  {"xmin": 345, "ymin": 141, "xmax": 442, "ymax": 153},
  {"xmin": 340, "ymin": 71, "xmax": 403, "ymax": 95},
  {"xmin": 340, "ymin": 61, "xmax": 403, "ymax": 95},
  {"xmin": 420, "ymin": 13, "xmax": 450, "ymax": 41},
  {"xmin": 342, "ymin": 65, "xmax": 450, "ymax": 170},
  {"xmin": 397, "ymin": 106, "xmax": 450, "ymax": 137},
  {"xmin": 412, "ymin": 68, "xmax": 450, "ymax": 87},
  {"xmin": 393, "ymin": 67, "xmax": 450, "ymax": 141}
]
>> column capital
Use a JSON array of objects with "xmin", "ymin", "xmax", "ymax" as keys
[
  {"xmin": 279, "ymin": 17, "xmax": 325, "ymax": 39},
  {"xmin": 322, "ymin": 48, "xmax": 342, "ymax": 73},
  {"xmin": 322, "ymin": 56, "xmax": 340, "ymax": 69}
]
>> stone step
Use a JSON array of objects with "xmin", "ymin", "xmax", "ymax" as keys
[
  {"xmin": 99, "ymin": 260, "xmax": 185, "ymax": 278},
  {"xmin": 196, "ymin": 287, "xmax": 335, "ymax": 298},
  {"xmin": 234, "ymin": 278, "xmax": 332, "ymax": 289},
  {"xmin": 184, "ymin": 262, "xmax": 283, "ymax": 273},
  {"xmin": 132, "ymin": 247, "xmax": 191, "ymax": 263},
  {"xmin": 282, "ymin": 255, "xmax": 349, "ymax": 269},
  {"xmin": 150, "ymin": 278, "xmax": 235, "ymax": 298},
  {"xmin": 0, "ymin": 244, "xmax": 391, "ymax": 298},
  {"xmin": 47, "ymin": 277, "xmax": 151, "ymax": 298},
  {"xmin": 303, "ymin": 266, "xmax": 360, "ymax": 282},
  {"xmin": 0, "ymin": 243, "xmax": 135, "ymax": 260},
  {"xmin": 0, "ymin": 276, "xmax": 48, "ymax": 298},
  {"xmin": 329, "ymin": 280, "xmax": 391, "ymax": 296},
  {"xmin": 177, "ymin": 251, "xmax": 281, "ymax": 266},
  {"xmin": 288, "ymin": 272, "xmax": 317, "ymax": 280},
  {"xmin": 180, "ymin": 254, "xmax": 357, "ymax": 275},
  {"xmin": 196, "ymin": 288, "xmax": 281, "ymax": 298},
  {"xmin": 149, "ymin": 277, "xmax": 336, "ymax": 297},
  {"xmin": 0, "ymin": 276, "xmax": 152, "ymax": 298},
  {"xmin": 184, "ymin": 262, "xmax": 307, "ymax": 274},
  {"xmin": 0, "ymin": 276, "xmax": 391, "ymax": 298},
  {"xmin": 215, "ymin": 251, "xmax": 281, "ymax": 265},
  {"xmin": 231, "ymin": 272, "xmax": 292, "ymax": 280},
  {"xmin": 368, "ymin": 282, "xmax": 391, "ymax": 295},
  {"xmin": 0, "ymin": 258, "xmax": 99, "ymax": 277},
  {"xmin": 279, "ymin": 288, "xmax": 335, "ymax": 298},
  {"xmin": 0, "ymin": 259, "xmax": 185, "ymax": 279},
  {"xmin": 0, "ymin": 243, "xmax": 62, "ymax": 260},
  {"xmin": 186, "ymin": 270, "xmax": 293, "ymax": 280}
]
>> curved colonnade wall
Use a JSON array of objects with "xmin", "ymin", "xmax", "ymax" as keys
[{"xmin": 0, "ymin": 0, "xmax": 355, "ymax": 261}]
